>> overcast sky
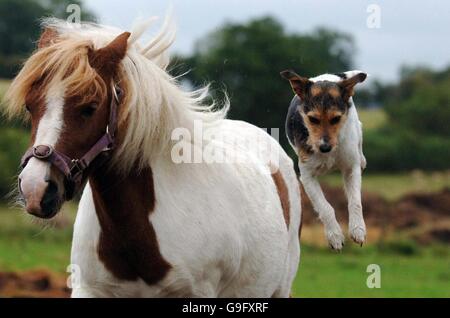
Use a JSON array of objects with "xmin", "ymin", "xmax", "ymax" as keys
[{"xmin": 85, "ymin": 0, "xmax": 450, "ymax": 82}]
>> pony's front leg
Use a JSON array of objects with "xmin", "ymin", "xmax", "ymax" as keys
[
  {"xmin": 71, "ymin": 287, "xmax": 101, "ymax": 298},
  {"xmin": 300, "ymin": 170, "xmax": 345, "ymax": 250},
  {"xmin": 343, "ymin": 166, "xmax": 366, "ymax": 245}
]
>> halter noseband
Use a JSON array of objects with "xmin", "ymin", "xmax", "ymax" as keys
[{"xmin": 21, "ymin": 85, "xmax": 122, "ymax": 199}]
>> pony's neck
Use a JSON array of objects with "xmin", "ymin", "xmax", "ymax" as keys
[{"xmin": 88, "ymin": 164, "xmax": 171, "ymax": 284}]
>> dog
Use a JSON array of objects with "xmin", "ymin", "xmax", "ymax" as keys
[{"xmin": 281, "ymin": 70, "xmax": 367, "ymax": 250}]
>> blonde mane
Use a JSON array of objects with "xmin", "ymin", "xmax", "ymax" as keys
[{"xmin": 4, "ymin": 15, "xmax": 229, "ymax": 173}]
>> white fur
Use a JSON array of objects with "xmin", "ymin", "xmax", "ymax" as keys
[
  {"xmin": 63, "ymin": 17, "xmax": 301, "ymax": 297},
  {"xmin": 19, "ymin": 86, "xmax": 65, "ymax": 196},
  {"xmin": 298, "ymin": 72, "xmax": 367, "ymax": 250},
  {"xmin": 71, "ymin": 120, "xmax": 301, "ymax": 298}
]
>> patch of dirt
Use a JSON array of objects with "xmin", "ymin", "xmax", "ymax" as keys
[
  {"xmin": 301, "ymin": 185, "xmax": 450, "ymax": 243},
  {"xmin": 0, "ymin": 270, "xmax": 70, "ymax": 298}
]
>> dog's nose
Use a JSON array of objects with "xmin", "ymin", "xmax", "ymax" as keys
[{"xmin": 319, "ymin": 144, "xmax": 332, "ymax": 153}]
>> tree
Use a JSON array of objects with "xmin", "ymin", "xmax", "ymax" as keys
[
  {"xmin": 0, "ymin": 0, "xmax": 96, "ymax": 78},
  {"xmin": 174, "ymin": 16, "xmax": 355, "ymax": 149},
  {"xmin": 384, "ymin": 66, "xmax": 450, "ymax": 137}
]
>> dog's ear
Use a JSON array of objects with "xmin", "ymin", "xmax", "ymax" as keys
[
  {"xmin": 280, "ymin": 70, "xmax": 312, "ymax": 100},
  {"xmin": 339, "ymin": 72, "xmax": 367, "ymax": 100}
]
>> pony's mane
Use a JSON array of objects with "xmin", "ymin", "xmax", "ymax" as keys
[{"xmin": 4, "ymin": 15, "xmax": 229, "ymax": 173}]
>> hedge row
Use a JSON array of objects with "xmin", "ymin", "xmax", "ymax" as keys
[{"xmin": 363, "ymin": 128, "xmax": 450, "ymax": 172}]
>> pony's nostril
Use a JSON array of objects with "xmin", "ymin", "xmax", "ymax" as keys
[{"xmin": 40, "ymin": 180, "xmax": 60, "ymax": 218}]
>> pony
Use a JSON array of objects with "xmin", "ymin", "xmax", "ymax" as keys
[{"xmin": 4, "ymin": 16, "xmax": 302, "ymax": 298}]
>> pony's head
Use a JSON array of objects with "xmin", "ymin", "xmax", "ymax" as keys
[
  {"xmin": 4, "ymin": 17, "xmax": 227, "ymax": 219},
  {"xmin": 5, "ymin": 27, "xmax": 130, "ymax": 218}
]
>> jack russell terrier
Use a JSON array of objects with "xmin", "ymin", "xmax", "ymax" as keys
[{"xmin": 281, "ymin": 70, "xmax": 367, "ymax": 250}]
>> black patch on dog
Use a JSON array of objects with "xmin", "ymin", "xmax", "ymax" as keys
[
  {"xmin": 334, "ymin": 72, "xmax": 347, "ymax": 79},
  {"xmin": 286, "ymin": 96, "xmax": 313, "ymax": 155},
  {"xmin": 308, "ymin": 81, "xmax": 350, "ymax": 112}
]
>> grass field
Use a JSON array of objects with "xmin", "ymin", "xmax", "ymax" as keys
[
  {"xmin": 1, "ymin": 204, "xmax": 449, "ymax": 297},
  {"xmin": 293, "ymin": 244, "xmax": 450, "ymax": 297},
  {"xmin": 0, "ymin": 204, "xmax": 75, "ymax": 273}
]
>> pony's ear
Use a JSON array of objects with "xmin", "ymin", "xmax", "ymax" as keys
[
  {"xmin": 339, "ymin": 72, "xmax": 367, "ymax": 100},
  {"xmin": 280, "ymin": 70, "xmax": 312, "ymax": 100},
  {"xmin": 38, "ymin": 28, "xmax": 59, "ymax": 49},
  {"xmin": 88, "ymin": 32, "xmax": 131, "ymax": 76}
]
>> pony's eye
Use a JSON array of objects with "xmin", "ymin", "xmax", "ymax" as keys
[
  {"xmin": 330, "ymin": 116, "xmax": 341, "ymax": 125},
  {"xmin": 25, "ymin": 105, "xmax": 31, "ymax": 112},
  {"xmin": 308, "ymin": 116, "xmax": 320, "ymax": 125},
  {"xmin": 80, "ymin": 103, "xmax": 98, "ymax": 118}
]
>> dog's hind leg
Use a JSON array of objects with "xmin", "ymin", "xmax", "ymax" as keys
[
  {"xmin": 300, "ymin": 171, "xmax": 345, "ymax": 250},
  {"xmin": 343, "ymin": 166, "xmax": 366, "ymax": 245}
]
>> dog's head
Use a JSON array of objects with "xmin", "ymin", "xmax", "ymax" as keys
[{"xmin": 281, "ymin": 70, "xmax": 367, "ymax": 154}]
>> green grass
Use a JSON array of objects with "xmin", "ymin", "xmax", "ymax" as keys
[
  {"xmin": 320, "ymin": 170, "xmax": 450, "ymax": 201},
  {"xmin": 292, "ymin": 244, "xmax": 450, "ymax": 297},
  {"xmin": 0, "ymin": 204, "xmax": 75, "ymax": 273},
  {"xmin": 1, "ymin": 205, "xmax": 449, "ymax": 298}
]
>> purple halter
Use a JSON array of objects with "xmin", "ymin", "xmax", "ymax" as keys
[{"xmin": 20, "ymin": 86, "xmax": 122, "ymax": 199}]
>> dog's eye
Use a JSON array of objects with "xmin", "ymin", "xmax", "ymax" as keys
[
  {"xmin": 80, "ymin": 103, "xmax": 98, "ymax": 118},
  {"xmin": 25, "ymin": 104, "xmax": 31, "ymax": 112},
  {"xmin": 330, "ymin": 116, "xmax": 341, "ymax": 125},
  {"xmin": 308, "ymin": 116, "xmax": 320, "ymax": 125}
]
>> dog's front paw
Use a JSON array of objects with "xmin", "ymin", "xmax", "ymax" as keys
[
  {"xmin": 349, "ymin": 225, "xmax": 366, "ymax": 246},
  {"xmin": 326, "ymin": 225, "xmax": 345, "ymax": 251}
]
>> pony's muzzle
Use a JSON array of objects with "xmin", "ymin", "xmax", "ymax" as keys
[{"xmin": 18, "ymin": 159, "xmax": 64, "ymax": 219}]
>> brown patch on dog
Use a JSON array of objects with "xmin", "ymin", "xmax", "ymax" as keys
[
  {"xmin": 271, "ymin": 169, "xmax": 290, "ymax": 229},
  {"xmin": 299, "ymin": 149, "xmax": 310, "ymax": 163},
  {"xmin": 301, "ymin": 109, "xmax": 347, "ymax": 152},
  {"xmin": 339, "ymin": 73, "xmax": 367, "ymax": 100},
  {"xmin": 280, "ymin": 70, "xmax": 312, "ymax": 100},
  {"xmin": 328, "ymin": 86, "xmax": 341, "ymax": 98},
  {"xmin": 310, "ymin": 85, "xmax": 323, "ymax": 97},
  {"xmin": 90, "ymin": 166, "xmax": 171, "ymax": 285}
]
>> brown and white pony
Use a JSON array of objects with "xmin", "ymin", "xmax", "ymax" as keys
[{"xmin": 4, "ymin": 17, "xmax": 301, "ymax": 297}]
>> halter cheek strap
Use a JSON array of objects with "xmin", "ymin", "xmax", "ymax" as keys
[{"xmin": 20, "ymin": 85, "xmax": 122, "ymax": 199}]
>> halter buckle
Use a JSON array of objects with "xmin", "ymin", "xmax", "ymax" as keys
[{"xmin": 69, "ymin": 159, "xmax": 84, "ymax": 179}]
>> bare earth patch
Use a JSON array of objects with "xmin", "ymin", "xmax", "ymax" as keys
[{"xmin": 0, "ymin": 270, "xmax": 70, "ymax": 298}]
